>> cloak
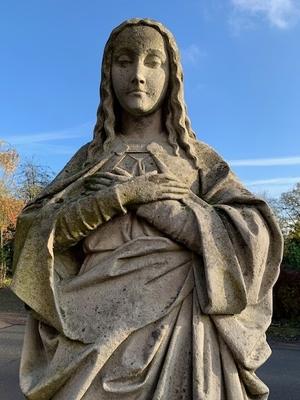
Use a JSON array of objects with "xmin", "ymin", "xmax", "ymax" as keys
[{"xmin": 12, "ymin": 138, "xmax": 283, "ymax": 400}]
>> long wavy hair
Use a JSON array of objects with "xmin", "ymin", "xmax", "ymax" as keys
[{"xmin": 87, "ymin": 18, "xmax": 199, "ymax": 167}]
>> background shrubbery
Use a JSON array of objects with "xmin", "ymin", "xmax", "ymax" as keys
[
  {"xmin": 273, "ymin": 265, "xmax": 300, "ymax": 319},
  {"xmin": 0, "ymin": 141, "xmax": 53, "ymax": 284},
  {"xmin": 283, "ymin": 237, "xmax": 300, "ymax": 269},
  {"xmin": 266, "ymin": 183, "xmax": 300, "ymax": 320}
]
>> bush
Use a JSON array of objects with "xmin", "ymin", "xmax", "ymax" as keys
[
  {"xmin": 283, "ymin": 238, "xmax": 300, "ymax": 270},
  {"xmin": 273, "ymin": 264, "xmax": 300, "ymax": 319}
]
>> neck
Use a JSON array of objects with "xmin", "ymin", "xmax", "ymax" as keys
[{"xmin": 119, "ymin": 108, "xmax": 166, "ymax": 144}]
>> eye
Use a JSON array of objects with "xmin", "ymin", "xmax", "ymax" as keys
[
  {"xmin": 115, "ymin": 55, "xmax": 132, "ymax": 67},
  {"xmin": 144, "ymin": 55, "xmax": 162, "ymax": 68}
]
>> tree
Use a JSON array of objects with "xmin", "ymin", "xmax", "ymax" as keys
[
  {"xmin": 0, "ymin": 140, "xmax": 19, "ymax": 195},
  {"xmin": 280, "ymin": 183, "xmax": 300, "ymax": 235},
  {"xmin": 0, "ymin": 141, "xmax": 23, "ymax": 283},
  {"xmin": 0, "ymin": 197, "xmax": 24, "ymax": 278},
  {"xmin": 17, "ymin": 158, "xmax": 54, "ymax": 202},
  {"xmin": 0, "ymin": 146, "xmax": 55, "ymax": 284},
  {"xmin": 269, "ymin": 183, "xmax": 300, "ymax": 270}
]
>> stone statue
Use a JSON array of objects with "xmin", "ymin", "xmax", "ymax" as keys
[{"xmin": 12, "ymin": 18, "xmax": 283, "ymax": 400}]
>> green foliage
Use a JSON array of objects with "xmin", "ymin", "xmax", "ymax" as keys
[
  {"xmin": 0, "ymin": 276, "xmax": 12, "ymax": 288},
  {"xmin": 283, "ymin": 238, "xmax": 300, "ymax": 270},
  {"xmin": 264, "ymin": 183, "xmax": 300, "ymax": 270},
  {"xmin": 268, "ymin": 317, "xmax": 300, "ymax": 342},
  {"xmin": 273, "ymin": 267, "xmax": 300, "ymax": 319},
  {"xmin": 1, "ymin": 225, "xmax": 16, "ymax": 275},
  {"xmin": 277, "ymin": 285, "xmax": 300, "ymax": 317}
]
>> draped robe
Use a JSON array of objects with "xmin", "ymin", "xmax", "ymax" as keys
[{"xmin": 11, "ymin": 138, "xmax": 283, "ymax": 400}]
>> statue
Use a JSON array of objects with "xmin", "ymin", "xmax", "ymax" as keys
[{"xmin": 12, "ymin": 18, "xmax": 283, "ymax": 399}]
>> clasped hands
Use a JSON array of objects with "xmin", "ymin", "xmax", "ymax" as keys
[{"xmin": 84, "ymin": 167, "xmax": 190, "ymax": 207}]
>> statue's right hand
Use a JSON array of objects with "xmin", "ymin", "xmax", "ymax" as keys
[
  {"xmin": 116, "ymin": 172, "xmax": 190, "ymax": 206},
  {"xmin": 84, "ymin": 168, "xmax": 132, "ymax": 193}
]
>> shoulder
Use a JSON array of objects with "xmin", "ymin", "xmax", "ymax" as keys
[
  {"xmin": 53, "ymin": 142, "xmax": 91, "ymax": 181},
  {"xmin": 192, "ymin": 139, "xmax": 231, "ymax": 183},
  {"xmin": 193, "ymin": 139, "xmax": 228, "ymax": 169},
  {"xmin": 25, "ymin": 142, "xmax": 92, "ymax": 208},
  {"xmin": 191, "ymin": 139, "xmax": 254, "ymax": 200}
]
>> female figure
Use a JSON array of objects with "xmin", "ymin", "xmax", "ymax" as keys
[{"xmin": 12, "ymin": 19, "xmax": 282, "ymax": 400}]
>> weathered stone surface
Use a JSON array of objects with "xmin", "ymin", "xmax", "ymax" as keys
[{"xmin": 12, "ymin": 18, "xmax": 283, "ymax": 399}]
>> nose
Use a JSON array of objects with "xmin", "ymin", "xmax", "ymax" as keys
[{"xmin": 131, "ymin": 60, "xmax": 145, "ymax": 85}]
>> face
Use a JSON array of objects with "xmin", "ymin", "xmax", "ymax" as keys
[{"xmin": 111, "ymin": 26, "xmax": 169, "ymax": 117}]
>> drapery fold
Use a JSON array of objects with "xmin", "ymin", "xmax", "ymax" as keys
[{"xmin": 12, "ymin": 139, "xmax": 283, "ymax": 399}]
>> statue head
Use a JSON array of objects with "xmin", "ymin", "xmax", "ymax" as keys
[
  {"xmin": 89, "ymin": 18, "xmax": 198, "ymax": 166},
  {"xmin": 110, "ymin": 25, "xmax": 170, "ymax": 119}
]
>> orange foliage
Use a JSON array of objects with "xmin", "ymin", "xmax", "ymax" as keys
[
  {"xmin": 0, "ymin": 197, "xmax": 24, "ymax": 230},
  {"xmin": 0, "ymin": 140, "xmax": 19, "ymax": 175}
]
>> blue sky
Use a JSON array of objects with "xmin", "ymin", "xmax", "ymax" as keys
[{"xmin": 1, "ymin": 0, "xmax": 299, "ymax": 197}]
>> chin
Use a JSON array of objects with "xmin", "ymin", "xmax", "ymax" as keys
[{"xmin": 126, "ymin": 106, "xmax": 154, "ymax": 117}]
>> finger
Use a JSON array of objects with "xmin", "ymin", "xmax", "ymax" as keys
[
  {"xmin": 159, "ymin": 193, "xmax": 188, "ymax": 200},
  {"xmin": 164, "ymin": 175, "xmax": 185, "ymax": 185},
  {"xmin": 92, "ymin": 172, "xmax": 120, "ymax": 179},
  {"xmin": 147, "ymin": 173, "xmax": 168, "ymax": 183},
  {"xmin": 88, "ymin": 174, "xmax": 130, "ymax": 184},
  {"xmin": 150, "ymin": 155, "xmax": 169, "ymax": 174},
  {"xmin": 86, "ymin": 184, "xmax": 109, "ymax": 190},
  {"xmin": 159, "ymin": 181, "xmax": 189, "ymax": 189},
  {"xmin": 87, "ymin": 177, "xmax": 112, "ymax": 185},
  {"xmin": 158, "ymin": 185, "xmax": 189, "ymax": 193},
  {"xmin": 113, "ymin": 167, "xmax": 132, "ymax": 177},
  {"xmin": 143, "ymin": 171, "xmax": 158, "ymax": 178},
  {"xmin": 85, "ymin": 184, "xmax": 108, "ymax": 193},
  {"xmin": 113, "ymin": 176, "xmax": 132, "ymax": 182},
  {"xmin": 159, "ymin": 188, "xmax": 189, "ymax": 195},
  {"xmin": 148, "ymin": 173, "xmax": 179, "ymax": 184},
  {"xmin": 159, "ymin": 182, "xmax": 190, "ymax": 190},
  {"xmin": 96, "ymin": 172, "xmax": 132, "ymax": 182}
]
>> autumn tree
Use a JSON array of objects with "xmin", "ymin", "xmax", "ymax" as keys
[
  {"xmin": 0, "ymin": 145, "xmax": 55, "ymax": 285},
  {"xmin": 0, "ymin": 197, "xmax": 24, "ymax": 278},
  {"xmin": 0, "ymin": 140, "xmax": 19, "ymax": 195},
  {"xmin": 0, "ymin": 141, "xmax": 24, "ymax": 283}
]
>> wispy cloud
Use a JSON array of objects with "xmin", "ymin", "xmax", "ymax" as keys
[
  {"xmin": 20, "ymin": 142, "xmax": 80, "ymax": 156},
  {"xmin": 229, "ymin": 155, "xmax": 300, "ymax": 166},
  {"xmin": 181, "ymin": 44, "xmax": 205, "ymax": 65},
  {"xmin": 2, "ymin": 121, "xmax": 93, "ymax": 146},
  {"xmin": 230, "ymin": 0, "xmax": 300, "ymax": 29},
  {"xmin": 246, "ymin": 176, "xmax": 300, "ymax": 186}
]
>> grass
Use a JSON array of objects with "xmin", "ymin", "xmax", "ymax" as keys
[{"xmin": 0, "ymin": 276, "xmax": 12, "ymax": 288}]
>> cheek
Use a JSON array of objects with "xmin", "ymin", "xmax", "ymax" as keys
[
  {"xmin": 111, "ymin": 68, "xmax": 127, "ymax": 94},
  {"xmin": 148, "ymin": 70, "xmax": 168, "ymax": 96}
]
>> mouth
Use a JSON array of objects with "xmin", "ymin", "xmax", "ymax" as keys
[{"xmin": 127, "ymin": 89, "xmax": 147, "ymax": 95}]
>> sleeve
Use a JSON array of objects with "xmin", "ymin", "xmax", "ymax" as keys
[
  {"xmin": 54, "ymin": 188, "xmax": 127, "ymax": 251},
  {"xmin": 137, "ymin": 172, "xmax": 283, "ymax": 316},
  {"xmin": 136, "ymin": 197, "xmax": 202, "ymax": 254}
]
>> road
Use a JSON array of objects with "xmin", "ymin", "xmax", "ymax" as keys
[
  {"xmin": 258, "ymin": 342, "xmax": 300, "ymax": 400},
  {"xmin": 0, "ymin": 321, "xmax": 299, "ymax": 400}
]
